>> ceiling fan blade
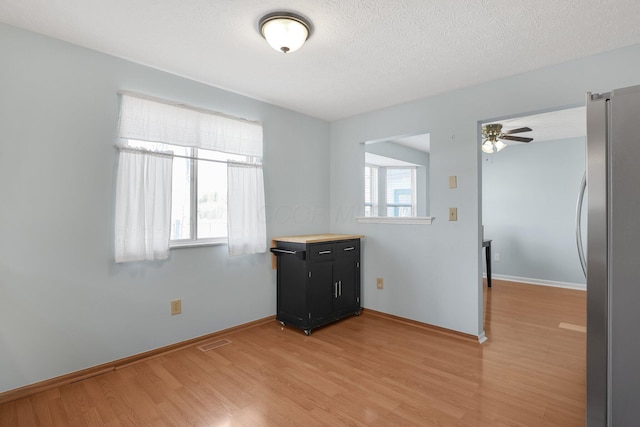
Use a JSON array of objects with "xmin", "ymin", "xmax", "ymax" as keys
[
  {"xmin": 503, "ymin": 127, "xmax": 532, "ymax": 135},
  {"xmin": 501, "ymin": 135, "xmax": 533, "ymax": 143}
]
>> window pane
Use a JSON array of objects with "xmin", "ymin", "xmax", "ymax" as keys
[
  {"xmin": 387, "ymin": 206, "xmax": 413, "ymax": 217},
  {"xmin": 126, "ymin": 141, "xmax": 242, "ymax": 244},
  {"xmin": 386, "ymin": 168, "xmax": 415, "ymax": 217},
  {"xmin": 197, "ymin": 158, "xmax": 227, "ymax": 239}
]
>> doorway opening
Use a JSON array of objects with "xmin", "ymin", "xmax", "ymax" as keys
[{"xmin": 480, "ymin": 106, "xmax": 587, "ymax": 293}]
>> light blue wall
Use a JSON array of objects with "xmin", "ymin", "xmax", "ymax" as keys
[
  {"xmin": 3, "ymin": 19, "xmax": 640, "ymax": 394},
  {"xmin": 482, "ymin": 137, "xmax": 586, "ymax": 286},
  {"xmin": 0, "ymin": 24, "xmax": 330, "ymax": 393},
  {"xmin": 330, "ymin": 43, "xmax": 640, "ymax": 338}
]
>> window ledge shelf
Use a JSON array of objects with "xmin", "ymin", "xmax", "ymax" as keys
[
  {"xmin": 356, "ymin": 216, "xmax": 433, "ymax": 225},
  {"xmin": 170, "ymin": 240, "xmax": 226, "ymax": 249}
]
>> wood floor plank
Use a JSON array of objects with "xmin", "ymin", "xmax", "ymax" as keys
[
  {"xmin": 0, "ymin": 279, "xmax": 586, "ymax": 426},
  {"xmin": 14, "ymin": 399, "xmax": 38, "ymax": 426},
  {"xmin": 80, "ymin": 378, "xmax": 119, "ymax": 425},
  {"xmin": 0, "ymin": 402, "xmax": 18, "ymax": 427}
]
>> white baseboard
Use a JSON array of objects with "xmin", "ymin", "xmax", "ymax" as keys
[
  {"xmin": 485, "ymin": 273, "xmax": 586, "ymax": 291},
  {"xmin": 478, "ymin": 331, "xmax": 488, "ymax": 344}
]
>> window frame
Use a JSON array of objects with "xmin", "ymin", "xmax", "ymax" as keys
[
  {"xmin": 385, "ymin": 166, "xmax": 417, "ymax": 218},
  {"xmin": 364, "ymin": 163, "xmax": 417, "ymax": 218},
  {"xmin": 115, "ymin": 92, "xmax": 266, "ymax": 259},
  {"xmin": 364, "ymin": 163, "xmax": 380, "ymax": 217},
  {"xmin": 168, "ymin": 147, "xmax": 227, "ymax": 248},
  {"xmin": 126, "ymin": 140, "xmax": 257, "ymax": 249}
]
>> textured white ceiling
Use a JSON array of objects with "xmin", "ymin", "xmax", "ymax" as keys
[
  {"xmin": 1, "ymin": 1, "xmax": 640, "ymax": 121},
  {"xmin": 486, "ymin": 106, "xmax": 586, "ymax": 146}
]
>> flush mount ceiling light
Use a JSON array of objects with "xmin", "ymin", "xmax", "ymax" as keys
[{"xmin": 259, "ymin": 12, "xmax": 312, "ymax": 54}]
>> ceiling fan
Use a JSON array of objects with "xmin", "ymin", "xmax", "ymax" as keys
[{"xmin": 481, "ymin": 123, "xmax": 533, "ymax": 154}]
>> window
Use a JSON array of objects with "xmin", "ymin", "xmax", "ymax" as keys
[
  {"xmin": 364, "ymin": 162, "xmax": 416, "ymax": 218},
  {"xmin": 126, "ymin": 140, "xmax": 259, "ymax": 246},
  {"xmin": 114, "ymin": 93, "xmax": 266, "ymax": 263},
  {"xmin": 385, "ymin": 167, "xmax": 416, "ymax": 217}
]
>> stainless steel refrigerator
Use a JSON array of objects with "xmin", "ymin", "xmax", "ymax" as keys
[{"xmin": 585, "ymin": 85, "xmax": 640, "ymax": 426}]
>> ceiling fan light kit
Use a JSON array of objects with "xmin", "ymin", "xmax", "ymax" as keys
[
  {"xmin": 481, "ymin": 123, "xmax": 533, "ymax": 154},
  {"xmin": 482, "ymin": 139, "xmax": 506, "ymax": 153},
  {"xmin": 259, "ymin": 12, "xmax": 311, "ymax": 53}
]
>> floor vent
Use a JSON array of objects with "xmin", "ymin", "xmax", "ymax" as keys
[{"xmin": 197, "ymin": 339, "xmax": 232, "ymax": 352}]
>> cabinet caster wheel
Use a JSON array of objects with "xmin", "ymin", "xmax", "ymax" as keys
[
  {"xmin": 355, "ymin": 310, "xmax": 361, "ymax": 316},
  {"xmin": 304, "ymin": 329, "xmax": 311, "ymax": 336},
  {"xmin": 279, "ymin": 321, "xmax": 286, "ymax": 327}
]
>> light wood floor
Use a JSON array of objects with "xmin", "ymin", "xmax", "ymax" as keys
[{"xmin": 0, "ymin": 279, "xmax": 586, "ymax": 426}]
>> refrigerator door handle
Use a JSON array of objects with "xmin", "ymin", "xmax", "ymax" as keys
[{"xmin": 576, "ymin": 171, "xmax": 587, "ymax": 278}]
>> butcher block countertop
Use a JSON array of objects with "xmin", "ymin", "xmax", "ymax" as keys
[{"xmin": 272, "ymin": 233, "xmax": 364, "ymax": 244}]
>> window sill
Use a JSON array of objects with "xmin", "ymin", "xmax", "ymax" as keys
[
  {"xmin": 170, "ymin": 239, "xmax": 227, "ymax": 249},
  {"xmin": 356, "ymin": 216, "xmax": 433, "ymax": 225}
]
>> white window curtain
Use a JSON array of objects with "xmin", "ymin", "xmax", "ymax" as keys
[
  {"xmin": 227, "ymin": 163, "xmax": 267, "ymax": 256},
  {"xmin": 115, "ymin": 92, "xmax": 266, "ymax": 259},
  {"xmin": 117, "ymin": 93, "xmax": 263, "ymax": 157},
  {"xmin": 114, "ymin": 149, "xmax": 173, "ymax": 263}
]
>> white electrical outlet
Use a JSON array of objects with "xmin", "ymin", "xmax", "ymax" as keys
[{"xmin": 494, "ymin": 253, "xmax": 501, "ymax": 262}]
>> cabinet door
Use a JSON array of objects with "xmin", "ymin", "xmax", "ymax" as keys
[
  {"xmin": 334, "ymin": 257, "xmax": 360, "ymax": 316},
  {"xmin": 308, "ymin": 261, "xmax": 334, "ymax": 326},
  {"xmin": 277, "ymin": 250, "xmax": 308, "ymax": 323}
]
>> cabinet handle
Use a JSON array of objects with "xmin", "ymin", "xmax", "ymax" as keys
[
  {"xmin": 343, "ymin": 247, "xmax": 355, "ymax": 251},
  {"xmin": 318, "ymin": 250, "xmax": 332, "ymax": 255},
  {"xmin": 339, "ymin": 280, "xmax": 342, "ymax": 296},
  {"xmin": 334, "ymin": 282, "xmax": 338, "ymax": 298},
  {"xmin": 270, "ymin": 248, "xmax": 306, "ymax": 260}
]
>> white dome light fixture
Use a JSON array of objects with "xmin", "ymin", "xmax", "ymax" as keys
[{"xmin": 259, "ymin": 12, "xmax": 312, "ymax": 54}]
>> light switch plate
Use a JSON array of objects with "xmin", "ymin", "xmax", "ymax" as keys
[
  {"xmin": 171, "ymin": 299, "xmax": 182, "ymax": 315},
  {"xmin": 449, "ymin": 176, "xmax": 457, "ymax": 189},
  {"xmin": 449, "ymin": 207, "xmax": 458, "ymax": 221}
]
